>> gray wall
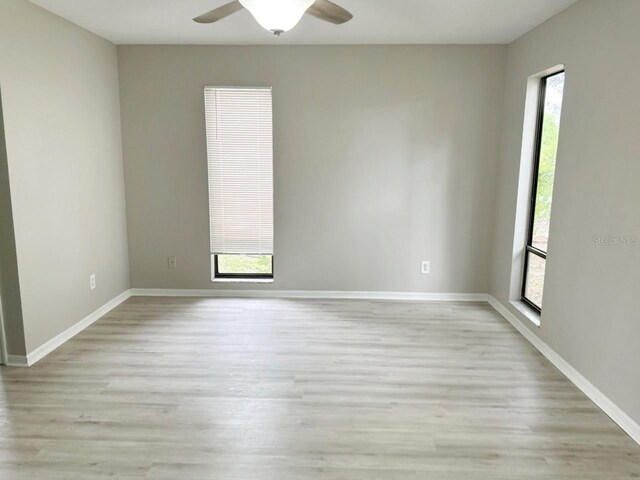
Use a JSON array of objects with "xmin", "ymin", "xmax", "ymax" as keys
[
  {"xmin": 118, "ymin": 45, "xmax": 506, "ymax": 294},
  {"xmin": 490, "ymin": 0, "xmax": 640, "ymax": 423},
  {"xmin": 0, "ymin": 0, "xmax": 130, "ymax": 354}
]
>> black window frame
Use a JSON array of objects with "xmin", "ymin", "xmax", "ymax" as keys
[
  {"xmin": 213, "ymin": 254, "xmax": 274, "ymax": 280},
  {"xmin": 521, "ymin": 70, "xmax": 564, "ymax": 314}
]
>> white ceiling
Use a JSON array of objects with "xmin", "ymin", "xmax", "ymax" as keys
[{"xmin": 28, "ymin": 0, "xmax": 578, "ymax": 45}]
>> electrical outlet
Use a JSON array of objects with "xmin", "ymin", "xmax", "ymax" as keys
[
  {"xmin": 89, "ymin": 274, "xmax": 96, "ymax": 290},
  {"xmin": 420, "ymin": 261, "xmax": 430, "ymax": 275},
  {"xmin": 168, "ymin": 256, "xmax": 177, "ymax": 269}
]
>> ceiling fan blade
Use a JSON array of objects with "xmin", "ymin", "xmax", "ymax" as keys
[
  {"xmin": 306, "ymin": 0, "xmax": 353, "ymax": 24},
  {"xmin": 193, "ymin": 1, "xmax": 244, "ymax": 24}
]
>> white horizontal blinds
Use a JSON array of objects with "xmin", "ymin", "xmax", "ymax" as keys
[{"xmin": 205, "ymin": 87, "xmax": 274, "ymax": 255}]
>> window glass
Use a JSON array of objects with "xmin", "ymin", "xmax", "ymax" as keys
[
  {"xmin": 524, "ymin": 252, "xmax": 546, "ymax": 310},
  {"xmin": 217, "ymin": 255, "xmax": 273, "ymax": 276},
  {"xmin": 531, "ymin": 72, "xmax": 565, "ymax": 252}
]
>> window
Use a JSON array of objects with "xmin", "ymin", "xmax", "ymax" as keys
[
  {"xmin": 204, "ymin": 87, "xmax": 274, "ymax": 280},
  {"xmin": 521, "ymin": 71, "xmax": 565, "ymax": 312}
]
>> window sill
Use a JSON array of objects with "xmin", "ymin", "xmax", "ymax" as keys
[
  {"xmin": 211, "ymin": 278, "xmax": 274, "ymax": 284},
  {"xmin": 510, "ymin": 300, "xmax": 541, "ymax": 327}
]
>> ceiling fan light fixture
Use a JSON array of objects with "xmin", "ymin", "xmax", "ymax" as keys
[{"xmin": 239, "ymin": 0, "xmax": 315, "ymax": 35}]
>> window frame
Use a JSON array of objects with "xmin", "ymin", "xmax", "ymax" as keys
[
  {"xmin": 204, "ymin": 86, "xmax": 275, "ymax": 282},
  {"xmin": 213, "ymin": 254, "xmax": 274, "ymax": 280},
  {"xmin": 521, "ymin": 70, "xmax": 564, "ymax": 314}
]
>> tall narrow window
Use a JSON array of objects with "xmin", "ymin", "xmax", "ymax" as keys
[
  {"xmin": 522, "ymin": 71, "xmax": 565, "ymax": 312},
  {"xmin": 205, "ymin": 87, "xmax": 274, "ymax": 280}
]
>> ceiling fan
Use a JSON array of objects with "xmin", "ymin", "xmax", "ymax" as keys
[{"xmin": 193, "ymin": 0, "xmax": 353, "ymax": 37}]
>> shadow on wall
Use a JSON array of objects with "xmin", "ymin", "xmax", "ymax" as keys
[{"xmin": 0, "ymin": 86, "xmax": 27, "ymax": 360}]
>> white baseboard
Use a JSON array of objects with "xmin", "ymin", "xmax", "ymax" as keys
[
  {"xmin": 6, "ymin": 289, "xmax": 132, "ymax": 367},
  {"xmin": 5, "ymin": 354, "xmax": 29, "ymax": 367},
  {"xmin": 130, "ymin": 288, "xmax": 488, "ymax": 302},
  {"xmin": 488, "ymin": 295, "xmax": 640, "ymax": 446}
]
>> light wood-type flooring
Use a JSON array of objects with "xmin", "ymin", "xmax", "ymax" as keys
[{"xmin": 1, "ymin": 296, "xmax": 639, "ymax": 479}]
